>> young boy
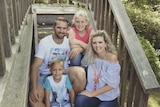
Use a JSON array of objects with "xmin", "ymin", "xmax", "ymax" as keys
[{"xmin": 43, "ymin": 58, "xmax": 75, "ymax": 107}]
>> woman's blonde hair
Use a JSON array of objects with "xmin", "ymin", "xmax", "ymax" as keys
[
  {"xmin": 85, "ymin": 30, "xmax": 117, "ymax": 64},
  {"xmin": 72, "ymin": 10, "xmax": 90, "ymax": 28}
]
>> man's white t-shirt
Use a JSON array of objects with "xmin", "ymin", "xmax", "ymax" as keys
[{"xmin": 35, "ymin": 35, "xmax": 70, "ymax": 75}]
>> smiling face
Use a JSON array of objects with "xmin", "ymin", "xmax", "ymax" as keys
[
  {"xmin": 92, "ymin": 36, "xmax": 107, "ymax": 55},
  {"xmin": 50, "ymin": 60, "xmax": 64, "ymax": 82},
  {"xmin": 74, "ymin": 16, "xmax": 88, "ymax": 32},
  {"xmin": 53, "ymin": 20, "xmax": 68, "ymax": 39}
]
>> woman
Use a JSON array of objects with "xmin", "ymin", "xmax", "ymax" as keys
[
  {"xmin": 75, "ymin": 30, "xmax": 120, "ymax": 107},
  {"xmin": 68, "ymin": 9, "xmax": 94, "ymax": 66}
]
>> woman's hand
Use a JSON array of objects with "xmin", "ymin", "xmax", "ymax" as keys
[{"xmin": 80, "ymin": 90, "xmax": 94, "ymax": 97}]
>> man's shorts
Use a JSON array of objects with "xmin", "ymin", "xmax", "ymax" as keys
[{"xmin": 37, "ymin": 74, "xmax": 50, "ymax": 84}]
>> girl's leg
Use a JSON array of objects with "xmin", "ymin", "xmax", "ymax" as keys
[
  {"xmin": 98, "ymin": 98, "xmax": 118, "ymax": 107},
  {"xmin": 70, "ymin": 53, "xmax": 82, "ymax": 66},
  {"xmin": 75, "ymin": 95, "xmax": 100, "ymax": 107}
]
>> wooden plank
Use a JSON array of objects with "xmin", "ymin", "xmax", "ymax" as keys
[
  {"xmin": 88, "ymin": 3, "xmax": 97, "ymax": 31},
  {"xmin": 33, "ymin": 13, "xmax": 38, "ymax": 51},
  {"xmin": 139, "ymin": 91, "xmax": 149, "ymax": 107},
  {"xmin": 113, "ymin": 23, "xmax": 118, "ymax": 48},
  {"xmin": 120, "ymin": 49, "xmax": 130, "ymax": 107},
  {"xmin": 0, "ymin": 21, "xmax": 6, "ymax": 76},
  {"xmin": 133, "ymin": 81, "xmax": 141, "ymax": 107},
  {"xmin": 0, "ymin": 14, "xmax": 33, "ymax": 107},
  {"xmin": 127, "ymin": 66, "xmax": 136, "ymax": 107},
  {"xmin": 99, "ymin": 0, "xmax": 105, "ymax": 30},
  {"xmin": 104, "ymin": 0, "xmax": 109, "ymax": 32},
  {"xmin": 37, "ymin": 14, "xmax": 74, "ymax": 24},
  {"xmin": 12, "ymin": 0, "xmax": 19, "ymax": 36},
  {"xmin": 96, "ymin": 0, "xmax": 100, "ymax": 29},
  {"xmin": 0, "ymin": 0, "xmax": 12, "ymax": 57},
  {"xmin": 6, "ymin": 0, "xmax": 16, "ymax": 44},
  {"xmin": 32, "ymin": 4, "xmax": 79, "ymax": 14},
  {"xmin": 17, "ymin": 0, "xmax": 21, "ymax": 30}
]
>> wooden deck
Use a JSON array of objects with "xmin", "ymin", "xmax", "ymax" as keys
[{"xmin": 0, "ymin": 0, "xmax": 160, "ymax": 107}]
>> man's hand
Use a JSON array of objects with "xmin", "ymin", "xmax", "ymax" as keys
[{"xmin": 29, "ymin": 88, "xmax": 40, "ymax": 103}]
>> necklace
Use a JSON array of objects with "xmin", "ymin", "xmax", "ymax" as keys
[{"xmin": 93, "ymin": 61, "xmax": 103, "ymax": 91}]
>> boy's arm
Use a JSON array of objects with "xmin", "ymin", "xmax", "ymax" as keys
[
  {"xmin": 43, "ymin": 78, "xmax": 51, "ymax": 107},
  {"xmin": 68, "ymin": 88, "xmax": 75, "ymax": 107},
  {"xmin": 66, "ymin": 75, "xmax": 75, "ymax": 107},
  {"xmin": 44, "ymin": 89, "xmax": 51, "ymax": 107}
]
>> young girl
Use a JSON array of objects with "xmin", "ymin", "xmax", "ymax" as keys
[
  {"xmin": 68, "ymin": 9, "xmax": 94, "ymax": 66},
  {"xmin": 43, "ymin": 58, "xmax": 75, "ymax": 107}
]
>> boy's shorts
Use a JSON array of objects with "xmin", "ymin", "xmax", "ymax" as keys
[{"xmin": 50, "ymin": 100, "xmax": 71, "ymax": 107}]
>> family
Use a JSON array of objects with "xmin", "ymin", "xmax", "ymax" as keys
[{"xmin": 29, "ymin": 9, "xmax": 121, "ymax": 107}]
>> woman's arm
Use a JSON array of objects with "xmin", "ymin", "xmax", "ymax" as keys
[{"xmin": 80, "ymin": 85, "xmax": 113, "ymax": 97}]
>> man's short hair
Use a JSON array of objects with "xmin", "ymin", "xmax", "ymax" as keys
[{"xmin": 53, "ymin": 16, "xmax": 69, "ymax": 26}]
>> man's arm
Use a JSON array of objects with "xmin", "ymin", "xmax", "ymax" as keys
[
  {"xmin": 30, "ymin": 57, "xmax": 43, "ymax": 89},
  {"xmin": 29, "ymin": 57, "xmax": 43, "ymax": 102}
]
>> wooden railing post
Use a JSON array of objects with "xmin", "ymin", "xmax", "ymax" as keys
[
  {"xmin": 6, "ymin": 0, "xmax": 16, "ymax": 44},
  {"xmin": 12, "ymin": 0, "xmax": 19, "ymax": 36},
  {"xmin": 0, "ymin": 21, "xmax": 6, "ymax": 76},
  {"xmin": 0, "ymin": 0, "xmax": 12, "ymax": 57}
]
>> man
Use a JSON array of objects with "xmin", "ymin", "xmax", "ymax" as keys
[{"xmin": 29, "ymin": 17, "xmax": 86, "ymax": 107}]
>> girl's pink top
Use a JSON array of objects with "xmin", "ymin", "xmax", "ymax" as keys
[{"xmin": 72, "ymin": 27, "xmax": 92, "ymax": 44}]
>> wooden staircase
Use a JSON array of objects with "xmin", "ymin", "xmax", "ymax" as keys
[{"xmin": 0, "ymin": 0, "xmax": 159, "ymax": 107}]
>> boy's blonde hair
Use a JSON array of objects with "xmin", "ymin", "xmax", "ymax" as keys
[{"xmin": 50, "ymin": 58, "xmax": 64, "ymax": 68}]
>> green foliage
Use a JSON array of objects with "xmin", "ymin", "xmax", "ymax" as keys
[
  {"xmin": 124, "ymin": 3, "xmax": 160, "ymax": 50},
  {"xmin": 35, "ymin": 0, "xmax": 68, "ymax": 3},
  {"xmin": 35, "ymin": 0, "xmax": 50, "ymax": 3},
  {"xmin": 139, "ymin": 36, "xmax": 160, "ymax": 83},
  {"xmin": 124, "ymin": 2, "xmax": 160, "ymax": 83},
  {"xmin": 127, "ymin": 0, "xmax": 160, "ymax": 6}
]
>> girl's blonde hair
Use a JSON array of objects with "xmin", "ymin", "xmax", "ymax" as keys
[
  {"xmin": 72, "ymin": 10, "xmax": 90, "ymax": 28},
  {"xmin": 85, "ymin": 30, "xmax": 117, "ymax": 64}
]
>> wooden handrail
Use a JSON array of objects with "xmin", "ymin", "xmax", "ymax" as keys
[{"xmin": 108, "ymin": 0, "xmax": 160, "ymax": 93}]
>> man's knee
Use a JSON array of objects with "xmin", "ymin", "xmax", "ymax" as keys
[
  {"xmin": 68, "ymin": 67, "xmax": 86, "ymax": 81},
  {"xmin": 29, "ymin": 101, "xmax": 45, "ymax": 107}
]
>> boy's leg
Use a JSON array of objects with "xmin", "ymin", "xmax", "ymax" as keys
[{"xmin": 67, "ymin": 66, "xmax": 86, "ymax": 93}]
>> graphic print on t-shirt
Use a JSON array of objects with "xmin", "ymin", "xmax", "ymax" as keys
[{"xmin": 47, "ymin": 48, "xmax": 68, "ymax": 68}]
